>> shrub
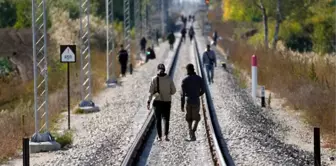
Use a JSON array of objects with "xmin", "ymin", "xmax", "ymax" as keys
[{"xmin": 54, "ymin": 130, "xmax": 73, "ymax": 148}]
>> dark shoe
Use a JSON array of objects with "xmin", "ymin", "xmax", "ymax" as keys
[
  {"xmin": 165, "ymin": 135, "xmax": 170, "ymax": 141},
  {"xmin": 189, "ymin": 130, "xmax": 193, "ymax": 140},
  {"xmin": 191, "ymin": 131, "xmax": 196, "ymax": 141}
]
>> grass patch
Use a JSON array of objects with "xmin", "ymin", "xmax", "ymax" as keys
[
  {"xmin": 54, "ymin": 130, "xmax": 73, "ymax": 148},
  {"xmin": 233, "ymin": 68, "xmax": 247, "ymax": 89},
  {"xmin": 74, "ymin": 108, "xmax": 84, "ymax": 114},
  {"xmin": 209, "ymin": 12, "xmax": 336, "ymax": 144}
]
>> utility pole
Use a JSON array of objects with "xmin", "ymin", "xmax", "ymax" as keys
[
  {"xmin": 134, "ymin": 0, "xmax": 141, "ymax": 60},
  {"xmin": 124, "ymin": 0, "xmax": 132, "ymax": 74},
  {"xmin": 31, "ymin": 0, "xmax": 50, "ymax": 142},
  {"xmin": 106, "ymin": 0, "xmax": 117, "ymax": 87},
  {"xmin": 79, "ymin": 0, "xmax": 97, "ymax": 110}
]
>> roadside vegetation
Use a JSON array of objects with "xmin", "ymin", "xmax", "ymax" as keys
[
  {"xmin": 208, "ymin": 0, "xmax": 335, "ymax": 146},
  {"xmin": 0, "ymin": 0, "xmax": 141, "ymax": 162}
]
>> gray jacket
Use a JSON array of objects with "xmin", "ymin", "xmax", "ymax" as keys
[
  {"xmin": 202, "ymin": 49, "xmax": 217, "ymax": 66},
  {"xmin": 181, "ymin": 72, "xmax": 205, "ymax": 107},
  {"xmin": 148, "ymin": 73, "xmax": 176, "ymax": 103}
]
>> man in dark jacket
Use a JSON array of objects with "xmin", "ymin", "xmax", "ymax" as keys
[
  {"xmin": 155, "ymin": 29, "xmax": 160, "ymax": 46},
  {"xmin": 140, "ymin": 37, "xmax": 147, "ymax": 53},
  {"xmin": 189, "ymin": 26, "xmax": 195, "ymax": 42},
  {"xmin": 181, "ymin": 63, "xmax": 205, "ymax": 141},
  {"xmin": 167, "ymin": 32, "xmax": 176, "ymax": 50},
  {"xmin": 181, "ymin": 27, "xmax": 187, "ymax": 42},
  {"xmin": 118, "ymin": 44, "xmax": 128, "ymax": 77}
]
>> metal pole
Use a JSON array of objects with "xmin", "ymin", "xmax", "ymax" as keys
[
  {"xmin": 124, "ymin": 0, "xmax": 131, "ymax": 74},
  {"xmin": 79, "ymin": 0, "xmax": 95, "ymax": 107},
  {"xmin": 314, "ymin": 127, "xmax": 321, "ymax": 166},
  {"xmin": 106, "ymin": 0, "xmax": 116, "ymax": 86},
  {"xmin": 31, "ymin": 0, "xmax": 49, "ymax": 141},
  {"xmin": 110, "ymin": 0, "xmax": 116, "ymax": 81},
  {"xmin": 161, "ymin": 0, "xmax": 164, "ymax": 37},
  {"xmin": 23, "ymin": 137, "xmax": 30, "ymax": 166},
  {"xmin": 79, "ymin": 0, "xmax": 84, "ymax": 101},
  {"xmin": 42, "ymin": 0, "xmax": 49, "ymax": 131},
  {"xmin": 31, "ymin": 0, "xmax": 38, "ymax": 137},
  {"xmin": 106, "ymin": 0, "xmax": 109, "ymax": 82},
  {"xmin": 134, "ymin": 0, "xmax": 141, "ymax": 59},
  {"xmin": 87, "ymin": 0, "xmax": 92, "ymax": 99},
  {"xmin": 67, "ymin": 63, "xmax": 70, "ymax": 130}
]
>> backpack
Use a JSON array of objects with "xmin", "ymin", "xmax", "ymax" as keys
[{"xmin": 152, "ymin": 76, "xmax": 164, "ymax": 106}]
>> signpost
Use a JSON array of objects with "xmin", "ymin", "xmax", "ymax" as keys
[{"xmin": 60, "ymin": 45, "xmax": 76, "ymax": 130}]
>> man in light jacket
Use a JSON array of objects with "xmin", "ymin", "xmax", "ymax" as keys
[
  {"xmin": 147, "ymin": 64, "xmax": 176, "ymax": 141},
  {"xmin": 202, "ymin": 44, "xmax": 217, "ymax": 84}
]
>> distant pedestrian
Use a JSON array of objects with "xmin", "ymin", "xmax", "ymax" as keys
[
  {"xmin": 212, "ymin": 31, "xmax": 218, "ymax": 46},
  {"xmin": 181, "ymin": 64, "xmax": 205, "ymax": 141},
  {"xmin": 155, "ymin": 29, "xmax": 160, "ymax": 46},
  {"xmin": 167, "ymin": 32, "xmax": 176, "ymax": 50},
  {"xmin": 202, "ymin": 44, "xmax": 217, "ymax": 84},
  {"xmin": 118, "ymin": 44, "xmax": 128, "ymax": 77},
  {"xmin": 147, "ymin": 64, "xmax": 176, "ymax": 141},
  {"xmin": 140, "ymin": 37, "xmax": 147, "ymax": 53},
  {"xmin": 181, "ymin": 27, "xmax": 187, "ymax": 42},
  {"xmin": 189, "ymin": 26, "xmax": 195, "ymax": 41}
]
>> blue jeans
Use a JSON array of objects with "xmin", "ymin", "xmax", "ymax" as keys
[{"xmin": 205, "ymin": 65, "xmax": 214, "ymax": 83}]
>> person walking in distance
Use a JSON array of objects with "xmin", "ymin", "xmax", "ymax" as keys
[
  {"xmin": 155, "ymin": 29, "xmax": 160, "ymax": 46},
  {"xmin": 202, "ymin": 44, "xmax": 217, "ymax": 84},
  {"xmin": 140, "ymin": 37, "xmax": 147, "ymax": 54},
  {"xmin": 181, "ymin": 26, "xmax": 187, "ymax": 42},
  {"xmin": 118, "ymin": 44, "xmax": 128, "ymax": 77},
  {"xmin": 167, "ymin": 31, "xmax": 176, "ymax": 50},
  {"xmin": 147, "ymin": 64, "xmax": 176, "ymax": 141},
  {"xmin": 189, "ymin": 26, "xmax": 195, "ymax": 42},
  {"xmin": 181, "ymin": 64, "xmax": 205, "ymax": 141},
  {"xmin": 212, "ymin": 30, "xmax": 218, "ymax": 46}
]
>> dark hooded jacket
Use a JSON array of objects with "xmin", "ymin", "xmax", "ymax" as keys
[{"xmin": 181, "ymin": 71, "xmax": 205, "ymax": 108}]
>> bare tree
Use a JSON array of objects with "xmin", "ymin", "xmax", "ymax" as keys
[
  {"xmin": 254, "ymin": 0, "xmax": 269, "ymax": 48},
  {"xmin": 272, "ymin": 0, "xmax": 282, "ymax": 49}
]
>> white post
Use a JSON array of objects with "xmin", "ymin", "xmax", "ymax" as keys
[{"xmin": 251, "ymin": 55, "xmax": 257, "ymax": 100}]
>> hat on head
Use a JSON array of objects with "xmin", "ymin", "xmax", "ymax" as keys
[{"xmin": 157, "ymin": 63, "xmax": 165, "ymax": 71}]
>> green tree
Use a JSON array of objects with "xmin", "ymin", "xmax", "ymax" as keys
[
  {"xmin": 13, "ymin": 0, "xmax": 31, "ymax": 29},
  {"xmin": 0, "ymin": 0, "xmax": 17, "ymax": 28}
]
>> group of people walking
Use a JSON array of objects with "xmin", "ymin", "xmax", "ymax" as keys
[
  {"xmin": 118, "ymin": 25, "xmax": 218, "ymax": 141},
  {"xmin": 147, "ymin": 63, "xmax": 205, "ymax": 141},
  {"xmin": 181, "ymin": 26, "xmax": 195, "ymax": 43},
  {"xmin": 147, "ymin": 43, "xmax": 217, "ymax": 141}
]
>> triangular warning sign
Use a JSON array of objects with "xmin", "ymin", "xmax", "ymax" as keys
[{"xmin": 60, "ymin": 45, "xmax": 76, "ymax": 63}]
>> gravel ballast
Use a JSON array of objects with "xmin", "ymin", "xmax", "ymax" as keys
[
  {"xmin": 3, "ymin": 40, "xmax": 180, "ymax": 166},
  {"xmin": 195, "ymin": 33, "xmax": 318, "ymax": 165},
  {"xmin": 137, "ymin": 32, "xmax": 213, "ymax": 166}
]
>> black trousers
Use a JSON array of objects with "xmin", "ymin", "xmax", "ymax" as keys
[
  {"xmin": 169, "ymin": 44, "xmax": 174, "ymax": 50},
  {"xmin": 181, "ymin": 35, "xmax": 186, "ymax": 42},
  {"xmin": 120, "ymin": 61, "xmax": 127, "ymax": 75},
  {"xmin": 153, "ymin": 101, "xmax": 171, "ymax": 137}
]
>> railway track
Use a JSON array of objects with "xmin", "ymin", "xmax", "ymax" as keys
[
  {"xmin": 120, "ymin": 31, "xmax": 183, "ymax": 166},
  {"xmin": 121, "ymin": 30, "xmax": 232, "ymax": 166}
]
